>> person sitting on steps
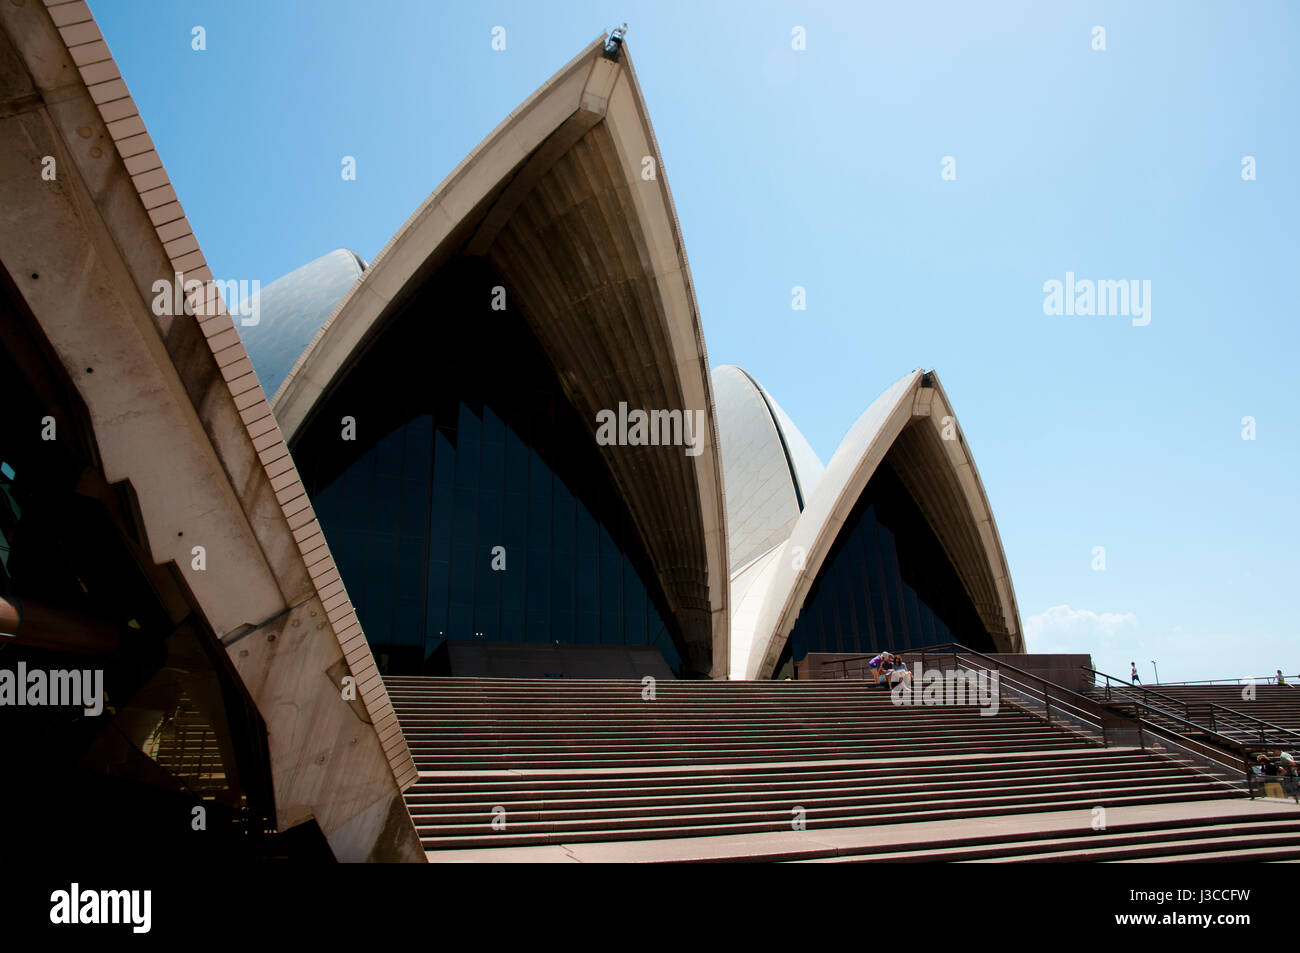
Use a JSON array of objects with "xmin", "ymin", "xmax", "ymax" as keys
[
  {"xmin": 885, "ymin": 653, "xmax": 914, "ymax": 690},
  {"xmin": 867, "ymin": 651, "xmax": 889, "ymax": 686},
  {"xmin": 867, "ymin": 651, "xmax": 913, "ymax": 690}
]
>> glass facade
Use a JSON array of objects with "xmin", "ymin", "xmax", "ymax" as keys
[
  {"xmin": 787, "ymin": 456, "xmax": 994, "ymax": 668},
  {"xmin": 292, "ymin": 258, "xmax": 684, "ymax": 674}
]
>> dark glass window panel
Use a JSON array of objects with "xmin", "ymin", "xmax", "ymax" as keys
[
  {"xmin": 394, "ymin": 536, "xmax": 425, "ymax": 642},
  {"xmin": 481, "ymin": 405, "xmax": 506, "ymax": 448},
  {"xmin": 877, "ymin": 520, "xmax": 907, "ymax": 647},
  {"xmin": 575, "ymin": 503, "xmax": 597, "ymax": 648},
  {"xmin": 526, "ymin": 448, "xmax": 552, "ymax": 552},
  {"xmin": 835, "ymin": 558, "xmax": 854, "ymax": 654},
  {"xmin": 647, "ymin": 604, "xmax": 681, "ymax": 673},
  {"xmin": 504, "ymin": 427, "xmax": 530, "ymax": 497},
  {"xmin": 864, "ymin": 509, "xmax": 890, "ymax": 649},
  {"xmin": 847, "ymin": 529, "xmax": 875, "ymax": 649},
  {"xmin": 501, "ymin": 606, "xmax": 525, "ymax": 642},
  {"xmin": 480, "ymin": 429, "xmax": 505, "ymax": 498},
  {"xmin": 453, "ymin": 403, "xmax": 481, "ymax": 489},
  {"xmin": 552, "ymin": 482, "xmax": 575, "ymax": 554},
  {"xmin": 292, "ymin": 256, "xmax": 690, "ymax": 674},
  {"xmin": 451, "ymin": 485, "xmax": 477, "ymax": 544},
  {"xmin": 525, "ymin": 548, "xmax": 550, "ymax": 643},
  {"xmin": 475, "ymin": 461, "xmax": 504, "ymax": 640},
  {"xmin": 916, "ymin": 594, "xmax": 936, "ymax": 644},
  {"xmin": 425, "ymin": 559, "xmax": 450, "ymax": 648},
  {"xmin": 501, "ymin": 541, "xmax": 526, "ymax": 627},
  {"xmin": 576, "ymin": 609, "xmax": 598, "ymax": 645},
  {"xmin": 449, "ymin": 537, "xmax": 475, "ymax": 621},
  {"xmin": 598, "ymin": 527, "xmax": 623, "ymax": 643},
  {"xmin": 448, "ymin": 602, "xmax": 473, "ymax": 643},
  {"xmin": 400, "ymin": 417, "xmax": 433, "ymax": 542},
  {"xmin": 551, "ymin": 543, "xmax": 575, "ymax": 640},
  {"xmin": 475, "ymin": 543, "xmax": 501, "ymax": 641},
  {"xmin": 789, "ymin": 458, "xmax": 993, "ymax": 668},
  {"xmin": 476, "ymin": 493, "xmax": 502, "ymax": 549},
  {"xmin": 623, "ymin": 559, "xmax": 646, "ymax": 645},
  {"xmin": 901, "ymin": 583, "xmax": 922, "ymax": 652},
  {"xmin": 360, "ymin": 534, "xmax": 396, "ymax": 647},
  {"xmin": 371, "ymin": 427, "xmax": 404, "ymax": 532}
]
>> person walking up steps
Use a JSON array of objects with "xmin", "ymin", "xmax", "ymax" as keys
[{"xmin": 1130, "ymin": 662, "xmax": 1141, "ymax": 685}]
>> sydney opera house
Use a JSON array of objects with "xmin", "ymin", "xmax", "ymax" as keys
[
  {"xmin": 233, "ymin": 32, "xmax": 1023, "ymax": 687},
  {"xmin": 3, "ymin": 3, "xmax": 1297, "ymax": 867}
]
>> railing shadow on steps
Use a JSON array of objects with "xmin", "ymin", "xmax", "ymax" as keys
[{"xmin": 821, "ymin": 642, "xmax": 1251, "ymax": 794}]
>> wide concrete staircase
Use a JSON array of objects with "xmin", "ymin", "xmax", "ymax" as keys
[{"xmin": 384, "ymin": 676, "xmax": 1300, "ymax": 860}]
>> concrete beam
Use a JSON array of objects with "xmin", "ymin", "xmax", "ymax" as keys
[{"xmin": 0, "ymin": 0, "xmax": 421, "ymax": 860}]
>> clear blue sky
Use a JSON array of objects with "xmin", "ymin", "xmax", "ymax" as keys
[{"xmin": 93, "ymin": 1, "xmax": 1298, "ymax": 683}]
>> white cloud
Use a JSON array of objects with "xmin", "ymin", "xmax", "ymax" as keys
[{"xmin": 1025, "ymin": 604, "xmax": 1138, "ymax": 654}]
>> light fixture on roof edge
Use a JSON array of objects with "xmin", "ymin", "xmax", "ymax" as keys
[{"xmin": 603, "ymin": 23, "xmax": 628, "ymax": 61}]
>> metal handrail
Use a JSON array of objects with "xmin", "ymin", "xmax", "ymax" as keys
[
  {"xmin": 911, "ymin": 642, "xmax": 1110, "ymax": 739},
  {"xmin": 820, "ymin": 652, "xmax": 914, "ymax": 684},
  {"xmin": 822, "ymin": 653, "xmax": 881, "ymax": 665},
  {"xmin": 1088, "ymin": 668, "xmax": 1195, "ymax": 715},
  {"xmin": 819, "ymin": 653, "xmax": 889, "ymax": 680},
  {"xmin": 1105, "ymin": 698, "xmax": 1261, "ymax": 783},
  {"xmin": 1158, "ymin": 676, "xmax": 1298, "ymax": 687},
  {"xmin": 1086, "ymin": 666, "xmax": 1300, "ymax": 744},
  {"xmin": 906, "ymin": 642, "xmax": 1263, "ymax": 784},
  {"xmin": 930, "ymin": 650, "xmax": 1242, "ymax": 783},
  {"xmin": 815, "ymin": 642, "xmax": 1278, "ymax": 787}
]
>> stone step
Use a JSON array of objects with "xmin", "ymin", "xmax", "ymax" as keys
[
  {"xmin": 406, "ymin": 763, "xmax": 1186, "ymax": 802},
  {"xmin": 799, "ymin": 819, "xmax": 1300, "ymax": 863},
  {"xmin": 408, "ymin": 780, "xmax": 1230, "ymax": 829},
  {"xmin": 411, "ymin": 790, "xmax": 1237, "ymax": 850}
]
